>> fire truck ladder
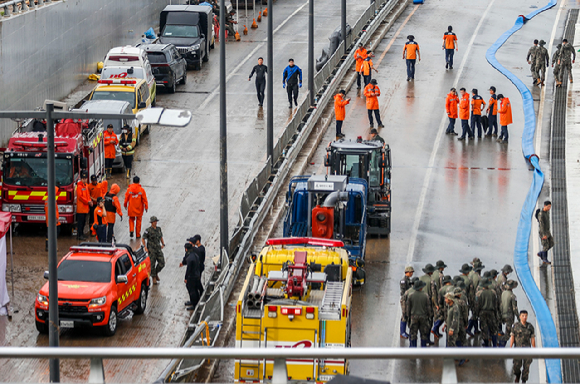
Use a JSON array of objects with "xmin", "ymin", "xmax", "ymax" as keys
[{"xmin": 319, "ymin": 282, "xmax": 344, "ymax": 321}]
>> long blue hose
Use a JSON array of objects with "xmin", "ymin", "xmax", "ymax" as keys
[{"xmin": 485, "ymin": 2, "xmax": 561, "ymax": 383}]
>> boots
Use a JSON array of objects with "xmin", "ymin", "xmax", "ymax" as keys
[
  {"xmin": 420, "ymin": 339, "xmax": 428, "ymax": 348},
  {"xmin": 400, "ymin": 321, "xmax": 409, "ymax": 339},
  {"xmin": 409, "ymin": 339, "xmax": 417, "ymax": 348},
  {"xmin": 491, "ymin": 335, "xmax": 498, "ymax": 347},
  {"xmin": 431, "ymin": 319, "xmax": 443, "ymax": 338},
  {"xmin": 126, "ymin": 169, "xmax": 131, "ymax": 179}
]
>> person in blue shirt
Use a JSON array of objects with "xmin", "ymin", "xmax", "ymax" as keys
[{"xmin": 282, "ymin": 58, "xmax": 303, "ymax": 109}]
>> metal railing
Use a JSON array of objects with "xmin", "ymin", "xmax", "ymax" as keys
[{"xmin": 2, "ymin": 0, "xmax": 56, "ymax": 17}]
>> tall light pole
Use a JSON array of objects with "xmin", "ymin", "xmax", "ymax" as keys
[
  {"xmin": 219, "ymin": 0, "xmax": 229, "ymax": 260},
  {"xmin": 267, "ymin": 0, "xmax": 273, "ymax": 167},
  {"xmin": 341, "ymin": 0, "xmax": 347, "ymax": 55},
  {"xmin": 308, "ymin": 0, "xmax": 314, "ymax": 106}
]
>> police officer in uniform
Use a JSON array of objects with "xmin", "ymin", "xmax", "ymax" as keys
[
  {"xmin": 510, "ymin": 310, "xmax": 536, "ymax": 383},
  {"xmin": 400, "ymin": 266, "xmax": 414, "ymax": 339},
  {"xmin": 405, "ymin": 279, "xmax": 432, "ymax": 347},
  {"xmin": 142, "ymin": 216, "xmax": 165, "ymax": 284},
  {"xmin": 476, "ymin": 277, "xmax": 499, "ymax": 347},
  {"xmin": 501, "ymin": 280, "xmax": 519, "ymax": 347}
]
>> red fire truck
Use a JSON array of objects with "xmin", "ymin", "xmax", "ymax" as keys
[{"xmin": 1, "ymin": 118, "xmax": 105, "ymax": 231}]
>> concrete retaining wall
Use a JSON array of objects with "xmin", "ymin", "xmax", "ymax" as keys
[{"xmin": 0, "ymin": 0, "xmax": 170, "ymax": 144}]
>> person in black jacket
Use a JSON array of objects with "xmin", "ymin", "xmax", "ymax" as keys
[
  {"xmin": 282, "ymin": 58, "xmax": 303, "ymax": 109},
  {"xmin": 249, "ymin": 57, "xmax": 268, "ymax": 107},
  {"xmin": 183, "ymin": 243, "xmax": 202, "ymax": 310}
]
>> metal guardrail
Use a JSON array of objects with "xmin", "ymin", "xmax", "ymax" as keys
[{"xmin": 2, "ymin": 0, "xmax": 55, "ymax": 17}]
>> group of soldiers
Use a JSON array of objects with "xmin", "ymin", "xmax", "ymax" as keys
[
  {"xmin": 400, "ymin": 260, "xmax": 536, "ymax": 379},
  {"xmin": 527, "ymin": 38, "xmax": 575, "ymax": 87}
]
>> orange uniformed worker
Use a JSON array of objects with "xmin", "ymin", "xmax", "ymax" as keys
[
  {"xmin": 44, "ymin": 186, "xmax": 61, "ymax": 251},
  {"xmin": 486, "ymin": 86, "xmax": 498, "ymax": 136},
  {"xmin": 93, "ymin": 197, "xmax": 108, "ymax": 243},
  {"xmin": 403, "ymin": 35, "xmax": 420, "ymax": 81},
  {"xmin": 76, "ymin": 170, "xmax": 92, "ymax": 240},
  {"xmin": 442, "ymin": 26, "xmax": 458, "ymax": 69},
  {"xmin": 360, "ymin": 52, "xmax": 377, "ymax": 87},
  {"xmin": 124, "ymin": 176, "xmax": 148, "ymax": 238},
  {"xmin": 354, "ymin": 43, "xmax": 368, "ymax": 89},
  {"xmin": 445, "ymin": 88, "xmax": 459, "ymax": 135},
  {"xmin": 88, "ymin": 175, "xmax": 107, "ymax": 231},
  {"xmin": 497, "ymin": 94, "xmax": 513, "ymax": 143},
  {"xmin": 104, "ymin": 124, "xmax": 119, "ymax": 179},
  {"xmin": 470, "ymin": 89, "xmax": 486, "ymax": 138},
  {"xmin": 364, "ymin": 79, "xmax": 384, "ymax": 129},
  {"xmin": 458, "ymin": 88, "xmax": 473, "ymax": 141},
  {"xmin": 334, "ymin": 90, "xmax": 350, "ymax": 138},
  {"xmin": 105, "ymin": 183, "xmax": 123, "ymax": 242}
]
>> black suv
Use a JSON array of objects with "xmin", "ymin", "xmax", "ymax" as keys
[{"xmin": 143, "ymin": 44, "xmax": 187, "ymax": 93}]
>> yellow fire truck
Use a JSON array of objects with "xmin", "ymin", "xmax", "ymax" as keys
[{"xmin": 235, "ymin": 237, "xmax": 353, "ymax": 383}]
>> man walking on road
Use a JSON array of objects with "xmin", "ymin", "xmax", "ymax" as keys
[
  {"xmin": 184, "ymin": 243, "xmax": 202, "ymax": 309},
  {"xmin": 124, "ymin": 176, "xmax": 148, "ymax": 238},
  {"xmin": 497, "ymin": 94, "xmax": 512, "ymax": 143},
  {"xmin": 119, "ymin": 125, "xmax": 136, "ymax": 179},
  {"xmin": 282, "ymin": 59, "xmax": 302, "ymax": 108},
  {"xmin": 470, "ymin": 89, "xmax": 486, "ymax": 138},
  {"xmin": 142, "ymin": 216, "xmax": 165, "ymax": 284},
  {"xmin": 334, "ymin": 90, "xmax": 350, "ymax": 138},
  {"xmin": 458, "ymin": 88, "xmax": 472, "ymax": 140},
  {"xmin": 552, "ymin": 43, "xmax": 563, "ymax": 87},
  {"xmin": 536, "ymin": 200, "xmax": 553, "ymax": 265},
  {"xmin": 558, "ymin": 38, "xmax": 576, "ymax": 84},
  {"xmin": 486, "ymin": 86, "xmax": 498, "ymax": 137},
  {"xmin": 364, "ymin": 79, "xmax": 384, "ymax": 129},
  {"xmin": 445, "ymin": 88, "xmax": 459, "ymax": 135},
  {"xmin": 249, "ymin": 57, "xmax": 268, "ymax": 107},
  {"xmin": 442, "ymin": 26, "xmax": 458, "ymax": 69},
  {"xmin": 526, "ymin": 39, "xmax": 539, "ymax": 85},
  {"xmin": 444, "ymin": 293, "xmax": 461, "ymax": 348},
  {"xmin": 535, "ymin": 40, "xmax": 549, "ymax": 86},
  {"xmin": 405, "ymin": 279, "xmax": 432, "ymax": 348},
  {"xmin": 76, "ymin": 170, "xmax": 92, "ymax": 240},
  {"xmin": 104, "ymin": 124, "xmax": 118, "ymax": 179},
  {"xmin": 475, "ymin": 277, "xmax": 498, "ymax": 347},
  {"xmin": 500, "ymin": 280, "xmax": 519, "ymax": 347},
  {"xmin": 360, "ymin": 54, "xmax": 377, "ymax": 87},
  {"xmin": 354, "ymin": 43, "xmax": 368, "ymax": 89},
  {"xmin": 510, "ymin": 310, "xmax": 536, "ymax": 383},
  {"xmin": 400, "ymin": 266, "xmax": 414, "ymax": 339},
  {"xmin": 403, "ymin": 35, "xmax": 420, "ymax": 81}
]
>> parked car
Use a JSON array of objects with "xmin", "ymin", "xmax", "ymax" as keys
[{"xmin": 142, "ymin": 44, "xmax": 187, "ymax": 93}]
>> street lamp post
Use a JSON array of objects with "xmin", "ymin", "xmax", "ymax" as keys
[
  {"xmin": 341, "ymin": 0, "xmax": 347, "ymax": 55},
  {"xmin": 308, "ymin": 0, "xmax": 314, "ymax": 106},
  {"xmin": 267, "ymin": 0, "xmax": 273, "ymax": 167},
  {"xmin": 219, "ymin": 0, "xmax": 230, "ymax": 260}
]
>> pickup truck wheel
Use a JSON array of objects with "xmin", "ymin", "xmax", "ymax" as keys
[
  {"xmin": 35, "ymin": 320, "xmax": 48, "ymax": 334},
  {"xmin": 102, "ymin": 305, "xmax": 118, "ymax": 336},
  {"xmin": 169, "ymin": 74, "xmax": 176, "ymax": 94},
  {"xmin": 134, "ymin": 283, "xmax": 148, "ymax": 315}
]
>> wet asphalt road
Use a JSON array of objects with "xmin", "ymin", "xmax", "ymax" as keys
[
  {"xmin": 297, "ymin": 0, "xmax": 561, "ymax": 382},
  {"xmin": 0, "ymin": 0, "xmax": 377, "ymax": 382}
]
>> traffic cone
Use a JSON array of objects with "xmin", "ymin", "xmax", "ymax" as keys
[
  {"xmin": 263, "ymin": 7, "xmax": 268, "ymax": 16},
  {"xmin": 258, "ymin": 11, "xmax": 262, "ymax": 22},
  {"xmin": 251, "ymin": 18, "xmax": 258, "ymax": 29},
  {"xmin": 235, "ymin": 30, "xmax": 241, "ymax": 41},
  {"xmin": 243, "ymin": 25, "xmax": 248, "ymax": 35}
]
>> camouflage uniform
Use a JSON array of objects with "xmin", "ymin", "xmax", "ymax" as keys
[
  {"xmin": 559, "ymin": 42, "xmax": 576, "ymax": 82},
  {"xmin": 526, "ymin": 44, "xmax": 539, "ymax": 83},
  {"xmin": 535, "ymin": 42, "xmax": 549, "ymax": 84},
  {"xmin": 475, "ymin": 279, "xmax": 499, "ymax": 346},
  {"xmin": 400, "ymin": 269, "xmax": 415, "ymax": 338},
  {"xmin": 552, "ymin": 44, "xmax": 562, "ymax": 84},
  {"xmin": 143, "ymin": 225, "xmax": 165, "ymax": 278},
  {"xmin": 445, "ymin": 296, "xmax": 461, "ymax": 347},
  {"xmin": 538, "ymin": 209, "xmax": 554, "ymax": 253},
  {"xmin": 501, "ymin": 284, "xmax": 519, "ymax": 346},
  {"xmin": 406, "ymin": 282, "xmax": 433, "ymax": 347},
  {"xmin": 453, "ymin": 286, "xmax": 469, "ymax": 347},
  {"xmin": 512, "ymin": 321, "xmax": 535, "ymax": 382},
  {"xmin": 497, "ymin": 265, "xmax": 513, "ymax": 292}
]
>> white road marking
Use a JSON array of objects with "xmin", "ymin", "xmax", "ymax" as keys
[{"xmin": 198, "ymin": 1, "xmax": 309, "ymax": 110}]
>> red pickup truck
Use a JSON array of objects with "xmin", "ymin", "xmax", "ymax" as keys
[{"xmin": 35, "ymin": 243, "xmax": 151, "ymax": 336}]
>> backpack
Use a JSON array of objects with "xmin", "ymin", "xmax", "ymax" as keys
[{"xmin": 104, "ymin": 193, "xmax": 115, "ymax": 212}]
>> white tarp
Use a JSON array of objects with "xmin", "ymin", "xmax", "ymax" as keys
[{"xmin": 0, "ymin": 236, "xmax": 9, "ymax": 315}]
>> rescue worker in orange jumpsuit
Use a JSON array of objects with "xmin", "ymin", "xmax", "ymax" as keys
[
  {"xmin": 76, "ymin": 170, "xmax": 92, "ymax": 240},
  {"xmin": 470, "ymin": 89, "xmax": 486, "ymax": 138},
  {"xmin": 93, "ymin": 197, "xmax": 108, "ymax": 243},
  {"xmin": 44, "ymin": 186, "xmax": 60, "ymax": 251},
  {"xmin": 457, "ymin": 88, "xmax": 473, "ymax": 141},
  {"xmin": 442, "ymin": 26, "xmax": 458, "ymax": 69},
  {"xmin": 88, "ymin": 175, "xmax": 106, "ymax": 232},
  {"xmin": 486, "ymin": 86, "xmax": 498, "ymax": 137},
  {"xmin": 364, "ymin": 79, "xmax": 384, "ymax": 128},
  {"xmin": 105, "ymin": 184, "xmax": 123, "ymax": 242},
  {"xmin": 359, "ymin": 52, "xmax": 377, "ymax": 87},
  {"xmin": 497, "ymin": 94, "xmax": 513, "ymax": 143},
  {"xmin": 354, "ymin": 43, "xmax": 368, "ymax": 89},
  {"xmin": 124, "ymin": 176, "xmax": 148, "ymax": 238},
  {"xmin": 334, "ymin": 90, "xmax": 350, "ymax": 138},
  {"xmin": 445, "ymin": 88, "xmax": 459, "ymax": 135},
  {"xmin": 403, "ymin": 35, "xmax": 420, "ymax": 81},
  {"xmin": 104, "ymin": 124, "xmax": 119, "ymax": 179}
]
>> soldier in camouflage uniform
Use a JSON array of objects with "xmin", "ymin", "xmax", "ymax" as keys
[
  {"xmin": 142, "ymin": 216, "xmax": 166, "ymax": 284},
  {"xmin": 432, "ymin": 260, "xmax": 447, "ymax": 294},
  {"xmin": 476, "ymin": 277, "xmax": 499, "ymax": 347},
  {"xmin": 552, "ymin": 43, "xmax": 563, "ymax": 86},
  {"xmin": 497, "ymin": 264, "xmax": 513, "ymax": 292},
  {"xmin": 467, "ymin": 262, "xmax": 484, "ymax": 336},
  {"xmin": 454, "ymin": 284, "xmax": 469, "ymax": 348},
  {"xmin": 419, "ymin": 263, "xmax": 437, "ymax": 340},
  {"xmin": 558, "ymin": 38, "xmax": 576, "ymax": 84},
  {"xmin": 537, "ymin": 200, "xmax": 553, "ymax": 265},
  {"xmin": 405, "ymin": 279, "xmax": 433, "ymax": 347},
  {"xmin": 400, "ymin": 266, "xmax": 415, "ymax": 339},
  {"xmin": 510, "ymin": 310, "xmax": 536, "ymax": 383},
  {"xmin": 501, "ymin": 280, "xmax": 519, "ymax": 347},
  {"xmin": 444, "ymin": 293, "xmax": 460, "ymax": 346},
  {"xmin": 535, "ymin": 40, "xmax": 549, "ymax": 86},
  {"xmin": 433, "ymin": 275, "xmax": 454, "ymax": 338},
  {"xmin": 526, "ymin": 39, "xmax": 540, "ymax": 85}
]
